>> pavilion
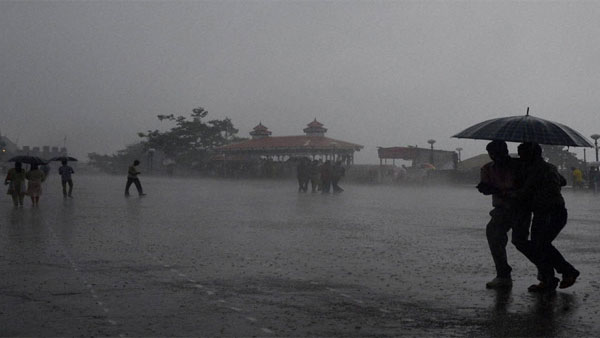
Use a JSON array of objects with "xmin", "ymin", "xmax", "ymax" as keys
[{"xmin": 216, "ymin": 119, "xmax": 363, "ymax": 164}]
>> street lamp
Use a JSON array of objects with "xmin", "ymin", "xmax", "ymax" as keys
[
  {"xmin": 591, "ymin": 134, "xmax": 600, "ymax": 162},
  {"xmin": 455, "ymin": 147, "xmax": 463, "ymax": 162},
  {"xmin": 427, "ymin": 139, "xmax": 436, "ymax": 165}
]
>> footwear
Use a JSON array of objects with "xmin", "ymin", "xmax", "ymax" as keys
[
  {"xmin": 486, "ymin": 277, "xmax": 513, "ymax": 289},
  {"xmin": 560, "ymin": 270, "xmax": 580, "ymax": 289},
  {"xmin": 139, "ymin": 193, "xmax": 147, "ymax": 196},
  {"xmin": 528, "ymin": 278, "xmax": 559, "ymax": 293}
]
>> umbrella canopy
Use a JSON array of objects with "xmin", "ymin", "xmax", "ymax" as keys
[
  {"xmin": 49, "ymin": 156, "xmax": 78, "ymax": 162},
  {"xmin": 453, "ymin": 113, "xmax": 593, "ymax": 147},
  {"xmin": 8, "ymin": 155, "xmax": 48, "ymax": 165}
]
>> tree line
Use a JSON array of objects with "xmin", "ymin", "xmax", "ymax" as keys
[{"xmin": 88, "ymin": 107, "xmax": 246, "ymax": 174}]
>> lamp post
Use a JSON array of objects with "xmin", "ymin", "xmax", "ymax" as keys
[
  {"xmin": 147, "ymin": 148, "xmax": 156, "ymax": 173},
  {"xmin": 591, "ymin": 134, "xmax": 600, "ymax": 162},
  {"xmin": 455, "ymin": 147, "xmax": 463, "ymax": 162},
  {"xmin": 427, "ymin": 139, "xmax": 436, "ymax": 165}
]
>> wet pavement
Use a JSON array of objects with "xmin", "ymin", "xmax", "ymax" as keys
[{"xmin": 1, "ymin": 174, "xmax": 599, "ymax": 337}]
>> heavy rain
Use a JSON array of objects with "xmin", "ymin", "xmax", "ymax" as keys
[{"xmin": 2, "ymin": 1, "xmax": 600, "ymax": 337}]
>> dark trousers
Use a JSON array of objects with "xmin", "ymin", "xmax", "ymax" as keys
[
  {"xmin": 297, "ymin": 177, "xmax": 309, "ymax": 192},
  {"xmin": 512, "ymin": 206, "xmax": 576, "ymax": 283},
  {"xmin": 125, "ymin": 178, "xmax": 143, "ymax": 195},
  {"xmin": 321, "ymin": 179, "xmax": 331, "ymax": 193},
  {"xmin": 486, "ymin": 207, "xmax": 530, "ymax": 278},
  {"xmin": 61, "ymin": 179, "xmax": 73, "ymax": 196},
  {"xmin": 310, "ymin": 176, "xmax": 320, "ymax": 192},
  {"xmin": 332, "ymin": 178, "xmax": 343, "ymax": 193}
]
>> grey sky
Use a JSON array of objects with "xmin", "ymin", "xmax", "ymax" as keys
[{"xmin": 2, "ymin": 1, "xmax": 600, "ymax": 163}]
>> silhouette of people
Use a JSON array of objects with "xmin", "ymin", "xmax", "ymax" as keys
[
  {"xmin": 309, "ymin": 160, "xmax": 321, "ymax": 192},
  {"xmin": 125, "ymin": 160, "xmax": 145, "ymax": 197},
  {"xmin": 296, "ymin": 158, "xmax": 310, "ymax": 192},
  {"xmin": 26, "ymin": 163, "xmax": 46, "ymax": 207},
  {"xmin": 320, "ymin": 160, "xmax": 332, "ymax": 193},
  {"xmin": 4, "ymin": 161, "xmax": 26, "ymax": 207},
  {"xmin": 510, "ymin": 142, "xmax": 579, "ymax": 293},
  {"xmin": 58, "ymin": 160, "xmax": 75, "ymax": 198},
  {"xmin": 331, "ymin": 160, "xmax": 345, "ymax": 193},
  {"xmin": 476, "ymin": 140, "xmax": 529, "ymax": 289}
]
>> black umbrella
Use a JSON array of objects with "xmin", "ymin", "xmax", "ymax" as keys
[
  {"xmin": 452, "ymin": 109, "xmax": 593, "ymax": 147},
  {"xmin": 48, "ymin": 156, "xmax": 78, "ymax": 162},
  {"xmin": 8, "ymin": 155, "xmax": 48, "ymax": 165}
]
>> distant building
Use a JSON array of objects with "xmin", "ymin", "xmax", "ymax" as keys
[
  {"xmin": 0, "ymin": 132, "xmax": 67, "ymax": 161},
  {"xmin": 216, "ymin": 119, "xmax": 363, "ymax": 164},
  {"xmin": 377, "ymin": 146, "xmax": 458, "ymax": 170}
]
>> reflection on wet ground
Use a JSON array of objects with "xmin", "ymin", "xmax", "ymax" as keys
[{"xmin": 1, "ymin": 174, "xmax": 598, "ymax": 336}]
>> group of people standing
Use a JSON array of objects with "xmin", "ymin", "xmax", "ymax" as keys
[
  {"xmin": 4, "ymin": 160, "xmax": 75, "ymax": 207},
  {"xmin": 296, "ymin": 158, "xmax": 345, "ymax": 194},
  {"xmin": 479, "ymin": 140, "xmax": 579, "ymax": 294}
]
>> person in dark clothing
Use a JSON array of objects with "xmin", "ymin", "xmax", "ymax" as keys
[
  {"xmin": 296, "ymin": 158, "xmax": 310, "ymax": 192},
  {"xmin": 320, "ymin": 160, "xmax": 332, "ymax": 193},
  {"xmin": 477, "ymin": 140, "xmax": 530, "ymax": 289},
  {"xmin": 309, "ymin": 160, "xmax": 321, "ymax": 192},
  {"xmin": 331, "ymin": 160, "xmax": 345, "ymax": 193},
  {"xmin": 510, "ymin": 142, "xmax": 579, "ymax": 293},
  {"xmin": 125, "ymin": 160, "xmax": 146, "ymax": 197},
  {"xmin": 58, "ymin": 160, "xmax": 75, "ymax": 197}
]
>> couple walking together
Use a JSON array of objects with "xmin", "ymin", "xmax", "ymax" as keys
[{"xmin": 479, "ymin": 140, "xmax": 579, "ymax": 293}]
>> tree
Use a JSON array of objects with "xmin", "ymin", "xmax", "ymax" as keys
[
  {"xmin": 138, "ymin": 107, "xmax": 244, "ymax": 168},
  {"xmin": 541, "ymin": 145, "xmax": 584, "ymax": 170}
]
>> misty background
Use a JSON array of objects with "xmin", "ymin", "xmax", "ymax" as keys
[{"xmin": 2, "ymin": 1, "xmax": 599, "ymax": 164}]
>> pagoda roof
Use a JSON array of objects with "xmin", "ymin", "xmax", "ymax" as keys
[
  {"xmin": 306, "ymin": 118, "xmax": 324, "ymax": 128},
  {"xmin": 217, "ymin": 135, "xmax": 363, "ymax": 152},
  {"xmin": 253, "ymin": 122, "xmax": 269, "ymax": 131}
]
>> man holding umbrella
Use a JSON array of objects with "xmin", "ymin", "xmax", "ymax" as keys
[
  {"xmin": 58, "ymin": 160, "xmax": 75, "ymax": 198},
  {"xmin": 510, "ymin": 142, "xmax": 580, "ymax": 293},
  {"xmin": 455, "ymin": 108, "xmax": 590, "ymax": 291},
  {"xmin": 477, "ymin": 140, "xmax": 529, "ymax": 289}
]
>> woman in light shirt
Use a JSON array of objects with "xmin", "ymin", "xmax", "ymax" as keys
[{"xmin": 26, "ymin": 164, "xmax": 46, "ymax": 206}]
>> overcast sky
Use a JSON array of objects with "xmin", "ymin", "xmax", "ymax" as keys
[{"xmin": 2, "ymin": 1, "xmax": 600, "ymax": 164}]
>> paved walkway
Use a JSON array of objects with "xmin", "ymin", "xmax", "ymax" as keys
[{"xmin": 1, "ymin": 174, "xmax": 599, "ymax": 336}]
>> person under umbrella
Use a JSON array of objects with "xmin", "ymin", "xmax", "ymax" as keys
[
  {"xmin": 25, "ymin": 163, "xmax": 46, "ymax": 207},
  {"xmin": 476, "ymin": 140, "xmax": 530, "ymax": 289},
  {"xmin": 510, "ymin": 142, "xmax": 580, "ymax": 293},
  {"xmin": 58, "ymin": 160, "xmax": 75, "ymax": 198},
  {"xmin": 4, "ymin": 161, "xmax": 27, "ymax": 207}
]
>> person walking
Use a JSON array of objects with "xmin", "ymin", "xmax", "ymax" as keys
[
  {"xmin": 331, "ymin": 160, "xmax": 345, "ymax": 193},
  {"xmin": 309, "ymin": 160, "xmax": 321, "ymax": 193},
  {"xmin": 571, "ymin": 167, "xmax": 584, "ymax": 191},
  {"xmin": 510, "ymin": 142, "xmax": 580, "ymax": 293},
  {"xmin": 476, "ymin": 140, "xmax": 529, "ymax": 289},
  {"xmin": 125, "ymin": 160, "xmax": 146, "ymax": 197},
  {"xmin": 4, "ymin": 161, "xmax": 26, "ymax": 207},
  {"xmin": 26, "ymin": 164, "xmax": 46, "ymax": 207},
  {"xmin": 58, "ymin": 160, "xmax": 75, "ymax": 197},
  {"xmin": 296, "ymin": 158, "xmax": 310, "ymax": 193},
  {"xmin": 320, "ymin": 160, "xmax": 332, "ymax": 193}
]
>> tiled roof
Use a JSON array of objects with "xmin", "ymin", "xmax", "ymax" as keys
[
  {"xmin": 218, "ymin": 135, "xmax": 363, "ymax": 152},
  {"xmin": 307, "ymin": 119, "xmax": 324, "ymax": 128}
]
